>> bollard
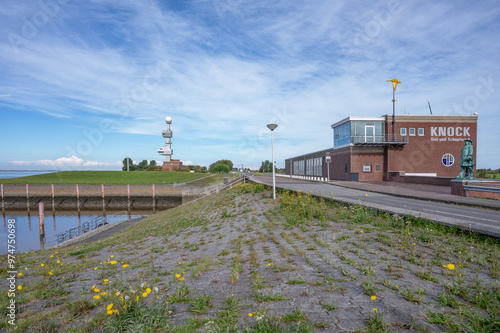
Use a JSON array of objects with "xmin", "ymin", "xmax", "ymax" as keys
[
  {"xmin": 1, "ymin": 184, "xmax": 4, "ymax": 220},
  {"xmin": 39, "ymin": 202, "xmax": 45, "ymax": 250},
  {"xmin": 101, "ymin": 184, "xmax": 106, "ymax": 218},
  {"xmin": 152, "ymin": 184, "xmax": 156, "ymax": 213},
  {"xmin": 127, "ymin": 184, "xmax": 131, "ymax": 214},
  {"xmin": 76, "ymin": 184, "xmax": 80, "ymax": 214},
  {"xmin": 51, "ymin": 184, "xmax": 55, "ymax": 213},
  {"xmin": 26, "ymin": 184, "xmax": 30, "ymax": 214}
]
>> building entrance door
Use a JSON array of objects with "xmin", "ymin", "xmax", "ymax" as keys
[{"xmin": 365, "ymin": 125, "xmax": 375, "ymax": 142}]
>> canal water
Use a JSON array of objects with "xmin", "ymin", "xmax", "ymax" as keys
[
  {"xmin": 0, "ymin": 171, "xmax": 154, "ymax": 254},
  {"xmin": 0, "ymin": 170, "xmax": 57, "ymax": 179},
  {"xmin": 1, "ymin": 210, "xmax": 152, "ymax": 255}
]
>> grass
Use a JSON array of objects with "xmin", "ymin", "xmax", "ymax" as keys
[
  {"xmin": 3, "ymin": 182, "xmax": 500, "ymax": 332},
  {"xmin": 0, "ymin": 170, "xmax": 212, "ymax": 185}
]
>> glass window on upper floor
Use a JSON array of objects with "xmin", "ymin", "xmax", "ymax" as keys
[{"xmin": 334, "ymin": 121, "xmax": 385, "ymax": 148}]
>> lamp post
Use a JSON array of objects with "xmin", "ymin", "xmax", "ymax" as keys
[{"xmin": 267, "ymin": 124, "xmax": 278, "ymax": 200}]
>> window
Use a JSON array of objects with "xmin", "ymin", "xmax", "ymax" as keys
[
  {"xmin": 375, "ymin": 164, "xmax": 382, "ymax": 171},
  {"xmin": 400, "ymin": 128, "xmax": 407, "ymax": 136},
  {"xmin": 363, "ymin": 165, "xmax": 371, "ymax": 172},
  {"xmin": 418, "ymin": 128, "xmax": 424, "ymax": 136},
  {"xmin": 442, "ymin": 153, "xmax": 455, "ymax": 167},
  {"xmin": 409, "ymin": 128, "xmax": 416, "ymax": 136}
]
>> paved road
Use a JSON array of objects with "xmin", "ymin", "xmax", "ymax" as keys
[{"xmin": 253, "ymin": 176, "xmax": 500, "ymax": 238}]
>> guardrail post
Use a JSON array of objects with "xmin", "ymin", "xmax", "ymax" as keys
[{"xmin": 39, "ymin": 202, "xmax": 45, "ymax": 250}]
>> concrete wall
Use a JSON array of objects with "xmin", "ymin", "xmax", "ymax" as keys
[{"xmin": 1, "ymin": 177, "xmax": 244, "ymax": 211}]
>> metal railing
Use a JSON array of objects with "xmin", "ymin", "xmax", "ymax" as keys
[
  {"xmin": 44, "ymin": 211, "xmax": 129, "ymax": 247},
  {"xmin": 464, "ymin": 185, "xmax": 500, "ymax": 197}
]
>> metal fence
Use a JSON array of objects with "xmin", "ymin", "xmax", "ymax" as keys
[{"xmin": 44, "ymin": 211, "xmax": 130, "ymax": 247}]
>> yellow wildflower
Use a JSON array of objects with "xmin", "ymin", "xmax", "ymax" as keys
[
  {"xmin": 248, "ymin": 313, "xmax": 253, "ymax": 317},
  {"xmin": 175, "ymin": 274, "xmax": 181, "ymax": 278},
  {"xmin": 94, "ymin": 288, "xmax": 101, "ymax": 293},
  {"xmin": 56, "ymin": 260, "xmax": 60, "ymax": 264},
  {"xmin": 93, "ymin": 295, "xmax": 100, "ymax": 299},
  {"xmin": 146, "ymin": 288, "xmax": 151, "ymax": 294},
  {"xmin": 106, "ymin": 303, "xmax": 114, "ymax": 310},
  {"xmin": 104, "ymin": 279, "xmax": 109, "ymax": 284},
  {"xmin": 373, "ymin": 308, "xmax": 377, "ymax": 312},
  {"xmin": 101, "ymin": 292, "xmax": 106, "ymax": 296},
  {"xmin": 371, "ymin": 295, "xmax": 376, "ymax": 301},
  {"xmin": 17, "ymin": 272, "xmax": 23, "ymax": 277},
  {"xmin": 443, "ymin": 264, "xmax": 455, "ymax": 270},
  {"xmin": 17, "ymin": 285, "xmax": 22, "ymax": 290},
  {"xmin": 122, "ymin": 264, "xmax": 129, "ymax": 268},
  {"xmin": 41, "ymin": 263, "xmax": 45, "ymax": 267},
  {"xmin": 180, "ymin": 277, "xmax": 185, "ymax": 281},
  {"xmin": 109, "ymin": 260, "xmax": 117, "ymax": 265}
]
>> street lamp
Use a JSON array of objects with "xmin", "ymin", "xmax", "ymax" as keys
[{"xmin": 267, "ymin": 124, "xmax": 278, "ymax": 200}]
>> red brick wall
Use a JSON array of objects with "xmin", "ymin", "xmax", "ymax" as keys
[
  {"xmin": 330, "ymin": 149, "xmax": 351, "ymax": 180},
  {"xmin": 386, "ymin": 115, "xmax": 477, "ymax": 178},
  {"xmin": 351, "ymin": 152, "xmax": 385, "ymax": 181}
]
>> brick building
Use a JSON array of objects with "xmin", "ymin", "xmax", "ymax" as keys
[{"xmin": 285, "ymin": 114, "xmax": 478, "ymax": 182}]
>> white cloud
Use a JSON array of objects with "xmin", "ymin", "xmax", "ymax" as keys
[{"xmin": 9, "ymin": 156, "xmax": 121, "ymax": 168}]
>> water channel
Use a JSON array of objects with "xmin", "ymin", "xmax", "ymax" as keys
[{"xmin": 1, "ymin": 210, "xmax": 151, "ymax": 255}]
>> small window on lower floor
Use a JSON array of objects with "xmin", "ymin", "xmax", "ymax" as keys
[
  {"xmin": 409, "ymin": 128, "xmax": 416, "ymax": 136},
  {"xmin": 363, "ymin": 165, "xmax": 371, "ymax": 172},
  {"xmin": 400, "ymin": 128, "xmax": 407, "ymax": 136},
  {"xmin": 418, "ymin": 128, "xmax": 425, "ymax": 136},
  {"xmin": 375, "ymin": 164, "xmax": 382, "ymax": 171}
]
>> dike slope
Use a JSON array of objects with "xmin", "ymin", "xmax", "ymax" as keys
[{"xmin": 2, "ymin": 183, "xmax": 499, "ymax": 332}]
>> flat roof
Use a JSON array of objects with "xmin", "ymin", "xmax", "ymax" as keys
[
  {"xmin": 331, "ymin": 114, "xmax": 478, "ymax": 128},
  {"xmin": 331, "ymin": 116, "xmax": 385, "ymax": 129}
]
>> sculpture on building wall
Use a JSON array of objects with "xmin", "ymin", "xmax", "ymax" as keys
[{"xmin": 456, "ymin": 139, "xmax": 475, "ymax": 180}]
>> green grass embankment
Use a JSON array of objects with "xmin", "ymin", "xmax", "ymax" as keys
[{"xmin": 0, "ymin": 171, "xmax": 224, "ymax": 185}]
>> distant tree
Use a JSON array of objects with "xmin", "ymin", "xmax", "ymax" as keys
[
  {"xmin": 211, "ymin": 163, "xmax": 230, "ymax": 173},
  {"xmin": 150, "ymin": 160, "xmax": 157, "ymax": 167},
  {"xmin": 201, "ymin": 166, "xmax": 207, "ymax": 173},
  {"xmin": 259, "ymin": 160, "xmax": 274, "ymax": 173},
  {"xmin": 122, "ymin": 157, "xmax": 137, "ymax": 171},
  {"xmin": 209, "ymin": 160, "xmax": 233, "ymax": 172},
  {"xmin": 477, "ymin": 169, "xmax": 487, "ymax": 179},
  {"xmin": 138, "ymin": 160, "xmax": 149, "ymax": 170}
]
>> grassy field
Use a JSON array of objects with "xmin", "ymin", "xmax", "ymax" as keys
[
  {"xmin": 0, "ymin": 171, "xmax": 218, "ymax": 185},
  {"xmin": 2, "ymin": 183, "xmax": 499, "ymax": 332}
]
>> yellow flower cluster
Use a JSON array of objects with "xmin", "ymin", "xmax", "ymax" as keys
[{"xmin": 106, "ymin": 303, "xmax": 119, "ymax": 315}]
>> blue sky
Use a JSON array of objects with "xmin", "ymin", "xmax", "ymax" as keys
[{"xmin": 1, "ymin": 0, "xmax": 499, "ymax": 170}]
